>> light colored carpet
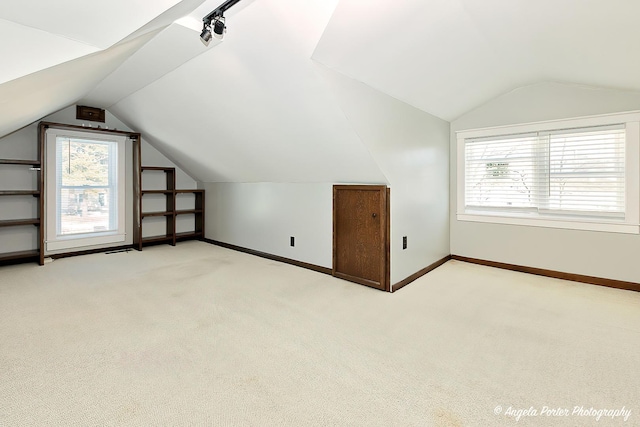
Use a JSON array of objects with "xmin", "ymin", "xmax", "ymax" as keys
[{"xmin": 1, "ymin": 241, "xmax": 639, "ymax": 426}]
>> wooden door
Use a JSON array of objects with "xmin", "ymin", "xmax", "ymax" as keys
[{"xmin": 333, "ymin": 185, "xmax": 389, "ymax": 291}]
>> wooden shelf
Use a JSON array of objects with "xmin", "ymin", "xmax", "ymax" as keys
[
  {"xmin": 0, "ymin": 218, "xmax": 40, "ymax": 227},
  {"xmin": 176, "ymin": 231, "xmax": 203, "ymax": 241},
  {"xmin": 176, "ymin": 209, "xmax": 202, "ymax": 216},
  {"xmin": 0, "ymin": 250, "xmax": 40, "ymax": 263},
  {"xmin": 175, "ymin": 189, "xmax": 204, "ymax": 194},
  {"xmin": 0, "ymin": 122, "xmax": 46, "ymax": 265},
  {"xmin": 141, "ymin": 190, "xmax": 174, "ymax": 195},
  {"xmin": 137, "ymin": 166, "xmax": 204, "ymax": 250},
  {"xmin": 141, "ymin": 211, "xmax": 174, "ymax": 218},
  {"xmin": 0, "ymin": 159, "xmax": 41, "ymax": 166},
  {"xmin": 141, "ymin": 235, "xmax": 174, "ymax": 244},
  {"xmin": 0, "ymin": 190, "xmax": 40, "ymax": 196},
  {"xmin": 141, "ymin": 166, "xmax": 176, "ymax": 171}
]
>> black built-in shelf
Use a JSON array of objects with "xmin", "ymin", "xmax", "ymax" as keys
[
  {"xmin": 0, "ymin": 147, "xmax": 43, "ymax": 265},
  {"xmin": 138, "ymin": 167, "xmax": 204, "ymax": 250},
  {"xmin": 0, "ymin": 190, "xmax": 40, "ymax": 196},
  {"xmin": 0, "ymin": 159, "xmax": 41, "ymax": 166},
  {"xmin": 0, "ymin": 250, "xmax": 40, "ymax": 264},
  {"xmin": 0, "ymin": 219, "xmax": 40, "ymax": 227}
]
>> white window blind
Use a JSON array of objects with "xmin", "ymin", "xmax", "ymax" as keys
[
  {"xmin": 546, "ymin": 125, "xmax": 625, "ymax": 217},
  {"xmin": 465, "ymin": 132, "xmax": 540, "ymax": 211},
  {"xmin": 464, "ymin": 124, "xmax": 626, "ymax": 220}
]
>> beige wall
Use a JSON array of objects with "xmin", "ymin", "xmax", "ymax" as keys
[{"xmin": 450, "ymin": 82, "xmax": 640, "ymax": 283}]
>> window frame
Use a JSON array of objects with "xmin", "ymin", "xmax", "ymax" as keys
[
  {"xmin": 45, "ymin": 128, "xmax": 127, "ymax": 251},
  {"xmin": 456, "ymin": 111, "xmax": 640, "ymax": 234}
]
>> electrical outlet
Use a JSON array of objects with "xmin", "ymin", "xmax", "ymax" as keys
[
  {"xmin": 290, "ymin": 236, "xmax": 295, "ymax": 247},
  {"xmin": 403, "ymin": 236, "xmax": 407, "ymax": 250}
]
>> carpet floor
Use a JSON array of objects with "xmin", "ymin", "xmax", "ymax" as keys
[{"xmin": 1, "ymin": 241, "xmax": 639, "ymax": 426}]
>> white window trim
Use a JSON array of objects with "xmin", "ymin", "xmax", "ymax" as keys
[
  {"xmin": 456, "ymin": 111, "xmax": 640, "ymax": 234},
  {"xmin": 45, "ymin": 128, "xmax": 127, "ymax": 251}
]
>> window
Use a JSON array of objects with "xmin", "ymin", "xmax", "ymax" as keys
[
  {"xmin": 46, "ymin": 129, "xmax": 126, "ymax": 251},
  {"xmin": 457, "ymin": 112, "xmax": 640, "ymax": 234}
]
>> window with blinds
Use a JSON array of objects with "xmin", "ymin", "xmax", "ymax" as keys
[
  {"xmin": 465, "ymin": 132, "xmax": 539, "ymax": 211},
  {"xmin": 465, "ymin": 125, "xmax": 625, "ymax": 219},
  {"xmin": 546, "ymin": 125, "xmax": 625, "ymax": 217},
  {"xmin": 457, "ymin": 112, "xmax": 640, "ymax": 234}
]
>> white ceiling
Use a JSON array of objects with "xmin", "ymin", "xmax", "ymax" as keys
[
  {"xmin": 0, "ymin": 18, "xmax": 98, "ymax": 85},
  {"xmin": 83, "ymin": 24, "xmax": 211, "ymax": 108},
  {"xmin": 0, "ymin": 31, "xmax": 158, "ymax": 138},
  {"xmin": 0, "ymin": 0, "xmax": 182, "ymax": 49},
  {"xmin": 1, "ymin": 0, "xmax": 640, "ymax": 181},
  {"xmin": 0, "ymin": 0, "xmax": 202, "ymax": 138},
  {"xmin": 313, "ymin": 0, "xmax": 640, "ymax": 121}
]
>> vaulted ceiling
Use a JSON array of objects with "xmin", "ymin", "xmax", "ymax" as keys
[
  {"xmin": 314, "ymin": 0, "xmax": 640, "ymax": 121},
  {"xmin": 1, "ymin": 0, "xmax": 640, "ymax": 181}
]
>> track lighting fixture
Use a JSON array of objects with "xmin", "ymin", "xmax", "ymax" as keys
[{"xmin": 200, "ymin": 0, "xmax": 242, "ymax": 45}]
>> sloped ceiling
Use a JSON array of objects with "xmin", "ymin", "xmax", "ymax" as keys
[
  {"xmin": 2, "ymin": 0, "xmax": 640, "ymax": 181},
  {"xmin": 0, "ymin": 0, "xmax": 182, "ymax": 49},
  {"xmin": 108, "ymin": 0, "xmax": 388, "ymax": 183},
  {"xmin": 83, "ymin": 24, "xmax": 210, "ymax": 108},
  {"xmin": 0, "ymin": 18, "xmax": 98, "ymax": 85},
  {"xmin": 0, "ymin": 31, "xmax": 159, "ymax": 138},
  {"xmin": 313, "ymin": 0, "xmax": 640, "ymax": 121},
  {"xmin": 0, "ymin": 0, "xmax": 206, "ymax": 139}
]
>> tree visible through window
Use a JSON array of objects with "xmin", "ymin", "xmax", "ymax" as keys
[
  {"xmin": 457, "ymin": 112, "xmax": 640, "ymax": 234},
  {"xmin": 56, "ymin": 137, "xmax": 117, "ymax": 236},
  {"xmin": 465, "ymin": 132, "xmax": 538, "ymax": 210},
  {"xmin": 464, "ymin": 125, "xmax": 626, "ymax": 219},
  {"xmin": 45, "ymin": 127, "xmax": 126, "ymax": 252}
]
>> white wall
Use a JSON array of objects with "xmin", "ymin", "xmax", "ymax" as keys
[
  {"xmin": 0, "ymin": 105, "xmax": 196, "ymax": 256},
  {"xmin": 204, "ymin": 182, "xmax": 333, "ymax": 268},
  {"xmin": 316, "ymin": 65, "xmax": 450, "ymax": 286},
  {"xmin": 451, "ymin": 82, "xmax": 640, "ymax": 283},
  {"xmin": 203, "ymin": 67, "xmax": 450, "ymax": 286}
]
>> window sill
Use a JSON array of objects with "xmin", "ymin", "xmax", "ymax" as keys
[
  {"xmin": 46, "ymin": 233, "xmax": 126, "ymax": 251},
  {"xmin": 457, "ymin": 213, "xmax": 639, "ymax": 234}
]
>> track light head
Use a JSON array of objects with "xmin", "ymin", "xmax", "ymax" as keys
[
  {"xmin": 200, "ymin": 23, "xmax": 213, "ymax": 45},
  {"xmin": 213, "ymin": 16, "xmax": 226, "ymax": 40}
]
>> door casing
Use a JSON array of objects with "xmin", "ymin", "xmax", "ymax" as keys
[{"xmin": 332, "ymin": 185, "xmax": 390, "ymax": 291}]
